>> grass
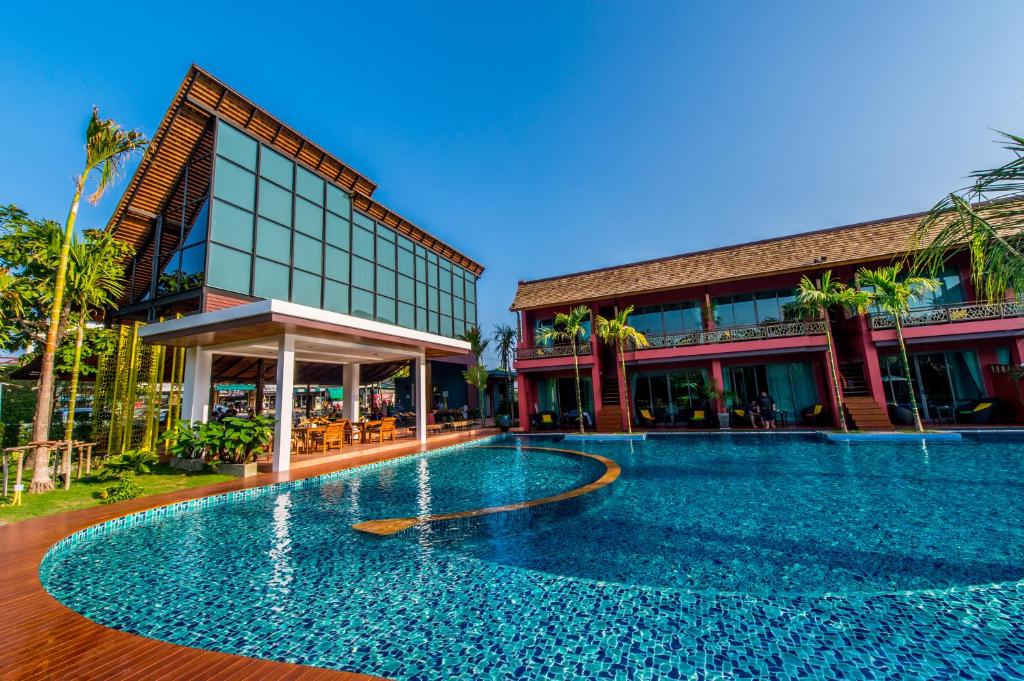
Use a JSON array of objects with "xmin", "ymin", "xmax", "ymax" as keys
[{"xmin": 0, "ymin": 463, "xmax": 236, "ymax": 525}]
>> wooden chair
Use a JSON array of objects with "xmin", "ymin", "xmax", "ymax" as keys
[
  {"xmin": 322, "ymin": 420, "xmax": 348, "ymax": 452},
  {"xmin": 379, "ymin": 417, "xmax": 397, "ymax": 442},
  {"xmin": 360, "ymin": 419, "xmax": 383, "ymax": 443}
]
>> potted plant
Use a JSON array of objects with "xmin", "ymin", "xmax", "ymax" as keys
[
  {"xmin": 205, "ymin": 415, "xmax": 274, "ymax": 478},
  {"xmin": 703, "ymin": 381, "xmax": 739, "ymax": 430},
  {"xmin": 162, "ymin": 419, "xmax": 207, "ymax": 472}
]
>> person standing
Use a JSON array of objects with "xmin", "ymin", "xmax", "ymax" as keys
[{"xmin": 757, "ymin": 390, "xmax": 777, "ymax": 430}]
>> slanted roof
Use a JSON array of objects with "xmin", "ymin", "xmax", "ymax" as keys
[
  {"xmin": 106, "ymin": 65, "xmax": 483, "ymax": 297},
  {"xmin": 511, "ymin": 207, "xmax": 949, "ymax": 311}
]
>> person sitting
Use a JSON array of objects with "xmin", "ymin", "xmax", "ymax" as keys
[
  {"xmin": 747, "ymin": 399, "xmax": 762, "ymax": 428},
  {"xmin": 757, "ymin": 391, "xmax": 777, "ymax": 430}
]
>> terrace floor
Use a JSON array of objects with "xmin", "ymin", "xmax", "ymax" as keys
[{"xmin": 0, "ymin": 428, "xmax": 496, "ymax": 681}]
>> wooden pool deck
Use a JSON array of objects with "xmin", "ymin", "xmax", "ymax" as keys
[{"xmin": 0, "ymin": 428, "xmax": 496, "ymax": 680}]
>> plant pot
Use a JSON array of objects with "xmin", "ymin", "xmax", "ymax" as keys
[
  {"xmin": 169, "ymin": 457, "xmax": 205, "ymax": 472},
  {"xmin": 220, "ymin": 462, "xmax": 258, "ymax": 478},
  {"xmin": 717, "ymin": 412, "xmax": 731, "ymax": 430},
  {"xmin": 497, "ymin": 415, "xmax": 511, "ymax": 433}
]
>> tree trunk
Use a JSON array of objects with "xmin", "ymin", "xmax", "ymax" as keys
[
  {"xmin": 63, "ymin": 317, "xmax": 86, "ymax": 442},
  {"xmin": 823, "ymin": 316, "xmax": 849, "ymax": 433},
  {"xmin": 30, "ymin": 174, "xmax": 86, "ymax": 493},
  {"xmin": 572, "ymin": 348, "xmax": 584, "ymax": 434},
  {"xmin": 895, "ymin": 318, "xmax": 924, "ymax": 432},
  {"xmin": 619, "ymin": 339, "xmax": 632, "ymax": 434}
]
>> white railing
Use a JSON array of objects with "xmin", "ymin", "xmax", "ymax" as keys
[
  {"xmin": 632, "ymin": 319, "xmax": 827, "ymax": 351},
  {"xmin": 515, "ymin": 343, "xmax": 591, "ymax": 361},
  {"xmin": 870, "ymin": 300, "xmax": 1024, "ymax": 329}
]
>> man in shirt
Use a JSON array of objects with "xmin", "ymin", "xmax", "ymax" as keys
[{"xmin": 757, "ymin": 391, "xmax": 777, "ymax": 430}]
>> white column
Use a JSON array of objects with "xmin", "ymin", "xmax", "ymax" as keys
[
  {"xmin": 344, "ymin": 362, "xmax": 360, "ymax": 422},
  {"xmin": 273, "ymin": 335, "xmax": 295, "ymax": 473},
  {"xmin": 415, "ymin": 355, "xmax": 428, "ymax": 444},
  {"xmin": 181, "ymin": 346, "xmax": 213, "ymax": 423}
]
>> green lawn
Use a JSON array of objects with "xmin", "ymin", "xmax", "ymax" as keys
[{"xmin": 0, "ymin": 464, "xmax": 236, "ymax": 524}]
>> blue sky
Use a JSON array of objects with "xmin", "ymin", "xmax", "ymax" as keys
[{"xmin": 2, "ymin": 2, "xmax": 1023, "ymax": 364}]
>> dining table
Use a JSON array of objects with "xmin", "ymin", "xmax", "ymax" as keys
[{"xmin": 293, "ymin": 423, "xmax": 328, "ymax": 453}]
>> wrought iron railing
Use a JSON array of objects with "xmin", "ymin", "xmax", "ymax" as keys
[
  {"xmin": 869, "ymin": 300, "xmax": 1024, "ymax": 329},
  {"xmin": 515, "ymin": 343, "xmax": 591, "ymax": 361},
  {"xmin": 631, "ymin": 319, "xmax": 827, "ymax": 351}
]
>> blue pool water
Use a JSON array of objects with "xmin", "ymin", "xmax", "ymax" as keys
[{"xmin": 41, "ymin": 434, "xmax": 1024, "ymax": 678}]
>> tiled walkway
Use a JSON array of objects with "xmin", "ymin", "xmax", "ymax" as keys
[{"xmin": 0, "ymin": 429, "xmax": 495, "ymax": 680}]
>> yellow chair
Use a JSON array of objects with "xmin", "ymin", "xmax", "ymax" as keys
[{"xmin": 639, "ymin": 408, "xmax": 657, "ymax": 427}]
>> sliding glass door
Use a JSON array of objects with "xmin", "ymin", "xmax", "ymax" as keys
[{"xmin": 880, "ymin": 350, "xmax": 984, "ymax": 418}]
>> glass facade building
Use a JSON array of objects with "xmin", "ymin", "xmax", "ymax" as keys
[{"xmin": 144, "ymin": 119, "xmax": 477, "ymax": 340}]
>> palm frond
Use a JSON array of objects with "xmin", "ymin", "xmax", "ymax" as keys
[{"xmin": 84, "ymin": 107, "xmax": 149, "ymax": 205}]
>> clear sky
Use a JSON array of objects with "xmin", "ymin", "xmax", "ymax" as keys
[{"xmin": 2, "ymin": 2, "xmax": 1023, "ymax": 365}]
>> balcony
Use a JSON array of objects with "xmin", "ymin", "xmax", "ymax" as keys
[
  {"xmin": 515, "ymin": 342, "xmax": 591, "ymax": 361},
  {"xmin": 870, "ymin": 300, "xmax": 1024, "ymax": 330},
  {"xmin": 632, "ymin": 319, "xmax": 827, "ymax": 351}
]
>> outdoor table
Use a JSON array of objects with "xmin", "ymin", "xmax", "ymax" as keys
[{"xmin": 293, "ymin": 425, "xmax": 327, "ymax": 453}]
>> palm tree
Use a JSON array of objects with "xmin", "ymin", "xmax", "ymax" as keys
[
  {"xmin": 62, "ymin": 231, "xmax": 132, "ymax": 446},
  {"xmin": 29, "ymin": 109, "xmax": 147, "ymax": 493},
  {"xmin": 536, "ymin": 305, "xmax": 591, "ymax": 434},
  {"xmin": 458, "ymin": 326, "xmax": 490, "ymax": 419},
  {"xmin": 792, "ymin": 271, "xmax": 871, "ymax": 432},
  {"xmin": 492, "ymin": 322, "xmax": 518, "ymax": 420},
  {"xmin": 594, "ymin": 306, "xmax": 648, "ymax": 433},
  {"xmin": 0, "ymin": 268, "xmax": 24, "ymax": 346},
  {"xmin": 857, "ymin": 264, "xmax": 939, "ymax": 432},
  {"xmin": 913, "ymin": 130, "xmax": 1024, "ymax": 302}
]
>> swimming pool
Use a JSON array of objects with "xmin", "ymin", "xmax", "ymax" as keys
[{"xmin": 40, "ymin": 434, "xmax": 1024, "ymax": 678}]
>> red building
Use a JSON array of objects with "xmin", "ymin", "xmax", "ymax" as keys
[{"xmin": 511, "ymin": 208, "xmax": 1024, "ymax": 431}]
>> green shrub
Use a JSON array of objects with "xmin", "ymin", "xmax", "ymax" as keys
[
  {"xmin": 99, "ymin": 473, "xmax": 142, "ymax": 504},
  {"xmin": 97, "ymin": 449, "xmax": 158, "ymax": 480}
]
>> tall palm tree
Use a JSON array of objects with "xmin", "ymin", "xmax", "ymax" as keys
[
  {"xmin": 536, "ymin": 305, "xmax": 590, "ymax": 434},
  {"xmin": 793, "ymin": 271, "xmax": 871, "ymax": 432},
  {"xmin": 29, "ymin": 109, "xmax": 147, "ymax": 493},
  {"xmin": 458, "ymin": 326, "xmax": 490, "ymax": 419},
  {"xmin": 913, "ymin": 130, "xmax": 1024, "ymax": 302},
  {"xmin": 62, "ymin": 231, "xmax": 132, "ymax": 445},
  {"xmin": 492, "ymin": 322, "xmax": 518, "ymax": 420},
  {"xmin": 594, "ymin": 305, "xmax": 649, "ymax": 433},
  {"xmin": 857, "ymin": 264, "xmax": 939, "ymax": 432}
]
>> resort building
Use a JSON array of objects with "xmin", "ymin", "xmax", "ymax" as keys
[
  {"xmin": 511, "ymin": 209, "xmax": 1024, "ymax": 431},
  {"xmin": 103, "ymin": 66, "xmax": 483, "ymax": 468}
]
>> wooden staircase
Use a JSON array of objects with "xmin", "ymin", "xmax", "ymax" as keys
[
  {"xmin": 597, "ymin": 405, "xmax": 623, "ymax": 433},
  {"xmin": 598, "ymin": 354, "xmax": 624, "ymax": 432},
  {"xmin": 843, "ymin": 396, "xmax": 894, "ymax": 430}
]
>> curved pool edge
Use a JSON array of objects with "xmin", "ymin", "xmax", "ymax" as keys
[
  {"xmin": 3, "ymin": 431, "xmax": 496, "ymax": 681},
  {"xmin": 352, "ymin": 444, "xmax": 621, "ymax": 535}
]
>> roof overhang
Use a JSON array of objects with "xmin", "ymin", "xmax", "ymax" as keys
[{"xmin": 137, "ymin": 299, "xmax": 471, "ymax": 363}]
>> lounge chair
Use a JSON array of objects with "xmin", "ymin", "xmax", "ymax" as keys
[
  {"xmin": 956, "ymin": 399, "xmax": 997, "ymax": 425},
  {"xmin": 638, "ymin": 408, "xmax": 658, "ymax": 428}
]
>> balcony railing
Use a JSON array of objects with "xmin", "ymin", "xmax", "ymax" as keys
[
  {"xmin": 515, "ymin": 343, "xmax": 591, "ymax": 361},
  {"xmin": 869, "ymin": 300, "xmax": 1024, "ymax": 330},
  {"xmin": 631, "ymin": 319, "xmax": 827, "ymax": 351}
]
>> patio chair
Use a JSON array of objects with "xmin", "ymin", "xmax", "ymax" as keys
[
  {"xmin": 729, "ymin": 407, "xmax": 755, "ymax": 429},
  {"xmin": 688, "ymin": 409, "xmax": 712, "ymax": 428},
  {"xmin": 638, "ymin": 408, "xmax": 658, "ymax": 428},
  {"xmin": 800, "ymin": 404, "xmax": 828, "ymax": 426},
  {"xmin": 533, "ymin": 411, "xmax": 558, "ymax": 430},
  {"xmin": 379, "ymin": 417, "xmax": 397, "ymax": 441},
  {"xmin": 322, "ymin": 420, "xmax": 348, "ymax": 452}
]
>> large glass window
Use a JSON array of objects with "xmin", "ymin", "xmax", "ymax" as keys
[
  {"xmin": 205, "ymin": 119, "xmax": 473, "ymax": 336},
  {"xmin": 881, "ymin": 350, "xmax": 984, "ymax": 416},
  {"xmin": 714, "ymin": 288, "xmax": 798, "ymax": 327},
  {"xmin": 630, "ymin": 300, "xmax": 702, "ymax": 336}
]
